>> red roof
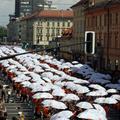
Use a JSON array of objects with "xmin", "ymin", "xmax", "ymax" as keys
[{"xmin": 21, "ymin": 10, "xmax": 73, "ymax": 20}]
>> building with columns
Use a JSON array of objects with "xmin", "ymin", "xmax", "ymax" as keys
[{"xmin": 20, "ymin": 10, "xmax": 73, "ymax": 48}]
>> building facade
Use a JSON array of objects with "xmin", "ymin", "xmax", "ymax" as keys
[
  {"xmin": 85, "ymin": 0, "xmax": 120, "ymax": 70},
  {"xmin": 59, "ymin": 28, "xmax": 73, "ymax": 60},
  {"xmin": 15, "ymin": 0, "xmax": 50, "ymax": 17},
  {"xmin": 71, "ymin": 0, "xmax": 89, "ymax": 61},
  {"xmin": 20, "ymin": 10, "xmax": 73, "ymax": 48},
  {"xmin": 7, "ymin": 18, "xmax": 21, "ymax": 43}
]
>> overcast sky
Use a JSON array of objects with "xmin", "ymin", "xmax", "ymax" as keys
[{"xmin": 0, "ymin": 0, "xmax": 79, "ymax": 26}]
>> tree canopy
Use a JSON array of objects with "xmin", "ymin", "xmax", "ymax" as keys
[{"xmin": 0, "ymin": 26, "xmax": 7, "ymax": 38}]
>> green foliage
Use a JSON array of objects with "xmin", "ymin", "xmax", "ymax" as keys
[{"xmin": 0, "ymin": 26, "xmax": 7, "ymax": 38}]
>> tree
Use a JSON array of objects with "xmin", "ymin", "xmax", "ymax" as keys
[{"xmin": 0, "ymin": 26, "xmax": 7, "ymax": 39}]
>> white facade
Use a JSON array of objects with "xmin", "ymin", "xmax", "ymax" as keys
[{"xmin": 33, "ymin": 19, "xmax": 72, "ymax": 46}]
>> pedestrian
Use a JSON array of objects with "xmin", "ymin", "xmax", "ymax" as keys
[
  {"xmin": 7, "ymin": 88, "xmax": 12, "ymax": 103},
  {"xmin": 19, "ymin": 112, "xmax": 24, "ymax": 120},
  {"xmin": 1, "ymin": 88, "xmax": 6, "ymax": 102},
  {"xmin": 12, "ymin": 117, "xmax": 18, "ymax": 120}
]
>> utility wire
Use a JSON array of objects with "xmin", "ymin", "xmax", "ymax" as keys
[{"xmin": 0, "ymin": 41, "xmax": 88, "ymax": 61}]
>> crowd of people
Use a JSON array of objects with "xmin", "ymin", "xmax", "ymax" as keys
[{"xmin": 0, "ymin": 46, "xmax": 119, "ymax": 120}]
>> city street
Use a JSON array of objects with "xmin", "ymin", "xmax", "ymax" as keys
[
  {"xmin": 0, "ymin": 0, "xmax": 120, "ymax": 120},
  {"xmin": 0, "ymin": 46, "xmax": 119, "ymax": 120}
]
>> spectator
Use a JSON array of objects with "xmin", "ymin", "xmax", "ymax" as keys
[
  {"xmin": 7, "ymin": 88, "xmax": 12, "ymax": 103},
  {"xmin": 1, "ymin": 88, "xmax": 6, "ymax": 102},
  {"xmin": 12, "ymin": 117, "xmax": 18, "ymax": 120}
]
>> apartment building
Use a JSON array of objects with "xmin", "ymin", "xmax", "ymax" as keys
[
  {"xmin": 20, "ymin": 10, "xmax": 73, "ymax": 47},
  {"xmin": 85, "ymin": 0, "xmax": 120, "ymax": 70}
]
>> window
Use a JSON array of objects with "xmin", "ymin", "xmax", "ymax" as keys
[
  {"xmin": 62, "ymin": 22, "xmax": 65, "ymax": 27},
  {"xmin": 87, "ymin": 18, "xmax": 89, "ymax": 27},
  {"xmin": 116, "ymin": 13, "xmax": 118, "ymax": 25},
  {"xmin": 37, "ymin": 38, "xmax": 39, "ymax": 44},
  {"xmin": 104, "ymin": 14, "xmax": 107, "ymax": 26},
  {"xmin": 115, "ymin": 32, "xmax": 118, "ymax": 48},
  {"xmin": 38, "ymin": 21, "xmax": 42, "ymax": 26},
  {"xmin": 52, "ymin": 29, "xmax": 55, "ymax": 35},
  {"xmin": 40, "ymin": 36, "xmax": 42, "ymax": 41},
  {"xmin": 95, "ymin": 16, "xmax": 97, "ymax": 27},
  {"xmin": 57, "ymin": 22, "xmax": 60, "ymax": 27},
  {"xmin": 92, "ymin": 16, "xmax": 95, "ymax": 27},
  {"xmin": 109, "ymin": 13, "xmax": 112, "ymax": 25},
  {"xmin": 40, "ymin": 29, "xmax": 42, "ymax": 34},
  {"xmin": 57, "ymin": 29, "xmax": 60, "ymax": 35},
  {"xmin": 99, "ymin": 15, "xmax": 102, "ymax": 27},
  {"xmin": 68, "ymin": 22, "xmax": 70, "ymax": 27},
  {"xmin": 52, "ymin": 22, "xmax": 55, "ymax": 27},
  {"xmin": 37, "ymin": 29, "xmax": 39, "ymax": 34},
  {"xmin": 47, "ymin": 29, "xmax": 49, "ymax": 34},
  {"xmin": 109, "ymin": 33, "xmax": 112, "ymax": 48},
  {"xmin": 47, "ymin": 22, "xmax": 49, "ymax": 26},
  {"xmin": 47, "ymin": 36, "xmax": 49, "ymax": 41}
]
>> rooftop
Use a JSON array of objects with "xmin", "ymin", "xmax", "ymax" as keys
[
  {"xmin": 85, "ymin": 0, "xmax": 120, "ymax": 11},
  {"xmin": 21, "ymin": 10, "xmax": 73, "ymax": 21}
]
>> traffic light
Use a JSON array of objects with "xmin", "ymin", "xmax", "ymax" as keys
[{"xmin": 85, "ymin": 31, "xmax": 95, "ymax": 54}]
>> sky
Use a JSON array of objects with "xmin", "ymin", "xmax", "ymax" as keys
[{"xmin": 0, "ymin": 0, "xmax": 79, "ymax": 27}]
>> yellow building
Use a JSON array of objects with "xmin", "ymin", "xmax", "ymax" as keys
[{"xmin": 21, "ymin": 10, "xmax": 73, "ymax": 47}]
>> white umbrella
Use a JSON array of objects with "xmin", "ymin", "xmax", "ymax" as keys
[
  {"xmin": 76, "ymin": 85, "xmax": 90, "ymax": 94},
  {"xmin": 89, "ymin": 84, "xmax": 106, "ymax": 91},
  {"xmin": 77, "ymin": 109, "xmax": 107, "ymax": 120},
  {"xmin": 42, "ymin": 77, "xmax": 52, "ymax": 83},
  {"xmin": 14, "ymin": 75, "xmax": 31, "ymax": 81},
  {"xmin": 94, "ymin": 97, "xmax": 106, "ymax": 104},
  {"xmin": 54, "ymin": 81, "xmax": 66, "ymax": 87},
  {"xmin": 29, "ymin": 72, "xmax": 44, "ymax": 83},
  {"xmin": 52, "ymin": 88, "xmax": 66, "ymax": 97},
  {"xmin": 32, "ymin": 93, "xmax": 53, "ymax": 99},
  {"xmin": 111, "ymin": 94, "xmax": 120, "ymax": 101},
  {"xmin": 52, "ymin": 75, "xmax": 61, "ymax": 81},
  {"xmin": 50, "ymin": 110, "xmax": 73, "ymax": 120},
  {"xmin": 104, "ymin": 97, "xmax": 118, "ymax": 104},
  {"xmin": 73, "ymin": 79, "xmax": 89, "ymax": 84},
  {"xmin": 42, "ymin": 100, "xmax": 67, "ymax": 109},
  {"xmin": 51, "ymin": 118, "xmax": 69, "ymax": 120},
  {"xmin": 93, "ymin": 104, "xmax": 106, "ymax": 116},
  {"xmin": 41, "ymin": 72, "xmax": 54, "ymax": 79},
  {"xmin": 86, "ymin": 90, "xmax": 108, "ymax": 97},
  {"xmin": 106, "ymin": 89, "xmax": 118, "ymax": 93},
  {"xmin": 32, "ymin": 86, "xmax": 51, "ymax": 92},
  {"xmin": 76, "ymin": 102, "xmax": 93, "ymax": 109},
  {"xmin": 94, "ymin": 97, "xmax": 118, "ymax": 104},
  {"xmin": 72, "ymin": 61, "xmax": 79, "ymax": 64},
  {"xmin": 21, "ymin": 81, "xmax": 31, "ymax": 87},
  {"xmin": 61, "ymin": 94, "xmax": 79, "ymax": 102},
  {"xmin": 14, "ymin": 79, "xmax": 26, "ymax": 83},
  {"xmin": 33, "ymin": 66, "xmax": 44, "ymax": 73},
  {"xmin": 29, "ymin": 83, "xmax": 42, "ymax": 89}
]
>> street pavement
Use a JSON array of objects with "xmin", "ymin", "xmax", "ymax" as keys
[
  {"xmin": 5, "ymin": 94, "xmax": 34, "ymax": 120},
  {"xmin": 0, "ymin": 77, "xmax": 34, "ymax": 120}
]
